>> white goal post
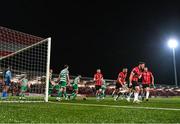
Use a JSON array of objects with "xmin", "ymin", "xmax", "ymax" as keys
[{"xmin": 45, "ymin": 37, "xmax": 51, "ymax": 102}]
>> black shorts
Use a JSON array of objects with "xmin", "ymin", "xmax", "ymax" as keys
[
  {"xmin": 127, "ymin": 82, "xmax": 132, "ymax": 88},
  {"xmin": 95, "ymin": 85, "xmax": 101, "ymax": 90},
  {"xmin": 142, "ymin": 84, "xmax": 150, "ymax": 89},
  {"xmin": 132, "ymin": 81, "xmax": 140, "ymax": 89},
  {"xmin": 115, "ymin": 82, "xmax": 122, "ymax": 89}
]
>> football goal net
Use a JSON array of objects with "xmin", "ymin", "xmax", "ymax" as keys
[{"xmin": 0, "ymin": 26, "xmax": 51, "ymax": 102}]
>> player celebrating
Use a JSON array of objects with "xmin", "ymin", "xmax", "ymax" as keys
[
  {"xmin": 94, "ymin": 69, "xmax": 103, "ymax": 100},
  {"xmin": 114, "ymin": 68, "xmax": 128, "ymax": 101},
  {"xmin": 142, "ymin": 67, "xmax": 154, "ymax": 101},
  {"xmin": 69, "ymin": 75, "xmax": 81, "ymax": 100},
  {"xmin": 56, "ymin": 65, "xmax": 70, "ymax": 101},
  {"xmin": 129, "ymin": 62, "xmax": 145, "ymax": 103},
  {"xmin": 1, "ymin": 67, "xmax": 12, "ymax": 100},
  {"xmin": 19, "ymin": 75, "xmax": 29, "ymax": 100}
]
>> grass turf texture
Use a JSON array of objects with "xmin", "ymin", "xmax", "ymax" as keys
[{"xmin": 0, "ymin": 97, "xmax": 180, "ymax": 123}]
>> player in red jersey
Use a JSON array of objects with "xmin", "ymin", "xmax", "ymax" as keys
[
  {"xmin": 112, "ymin": 68, "xmax": 128, "ymax": 100},
  {"xmin": 141, "ymin": 67, "xmax": 154, "ymax": 101},
  {"xmin": 93, "ymin": 69, "xmax": 103, "ymax": 100},
  {"xmin": 129, "ymin": 62, "xmax": 145, "ymax": 103}
]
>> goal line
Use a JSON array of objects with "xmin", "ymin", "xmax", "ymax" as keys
[{"xmin": 0, "ymin": 101, "xmax": 44, "ymax": 103}]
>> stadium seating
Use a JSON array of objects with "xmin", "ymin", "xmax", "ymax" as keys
[{"xmin": 0, "ymin": 72, "xmax": 180, "ymax": 97}]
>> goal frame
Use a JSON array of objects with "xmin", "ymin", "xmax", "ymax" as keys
[
  {"xmin": 45, "ymin": 37, "xmax": 51, "ymax": 102},
  {"xmin": 0, "ymin": 37, "xmax": 51, "ymax": 103}
]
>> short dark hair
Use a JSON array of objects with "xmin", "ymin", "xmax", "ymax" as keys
[
  {"xmin": 64, "ymin": 64, "xmax": 69, "ymax": 68},
  {"xmin": 139, "ymin": 62, "xmax": 145, "ymax": 65},
  {"xmin": 7, "ymin": 66, "xmax": 12, "ymax": 70},
  {"xmin": 78, "ymin": 75, "xmax": 81, "ymax": 77}
]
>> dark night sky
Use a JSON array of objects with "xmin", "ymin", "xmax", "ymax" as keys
[{"xmin": 0, "ymin": 0, "xmax": 180, "ymax": 85}]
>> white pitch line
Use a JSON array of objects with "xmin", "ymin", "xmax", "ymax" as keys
[
  {"xmin": 0, "ymin": 101, "xmax": 44, "ymax": 103},
  {"xmin": 50, "ymin": 102, "xmax": 180, "ymax": 111}
]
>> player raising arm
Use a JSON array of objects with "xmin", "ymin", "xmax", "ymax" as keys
[
  {"xmin": 142, "ymin": 67, "xmax": 154, "ymax": 101},
  {"xmin": 56, "ymin": 65, "xmax": 70, "ymax": 101},
  {"xmin": 94, "ymin": 69, "xmax": 103, "ymax": 100}
]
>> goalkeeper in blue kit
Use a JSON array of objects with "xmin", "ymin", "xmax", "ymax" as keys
[{"xmin": 1, "ymin": 67, "xmax": 12, "ymax": 99}]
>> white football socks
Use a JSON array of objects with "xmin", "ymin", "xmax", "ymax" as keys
[
  {"xmin": 146, "ymin": 91, "xmax": 149, "ymax": 99},
  {"xmin": 134, "ymin": 92, "xmax": 139, "ymax": 101}
]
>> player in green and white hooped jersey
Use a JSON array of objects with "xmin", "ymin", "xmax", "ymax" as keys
[
  {"xmin": 100, "ymin": 79, "xmax": 106, "ymax": 99},
  {"xmin": 56, "ymin": 65, "xmax": 70, "ymax": 101},
  {"xmin": 19, "ymin": 75, "xmax": 29, "ymax": 100},
  {"xmin": 69, "ymin": 75, "xmax": 81, "ymax": 100}
]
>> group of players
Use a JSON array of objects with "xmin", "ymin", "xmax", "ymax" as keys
[
  {"xmin": 1, "ymin": 67, "xmax": 29, "ymax": 100},
  {"xmin": 1, "ymin": 62, "xmax": 154, "ymax": 103},
  {"xmin": 52, "ymin": 62, "xmax": 154, "ymax": 103},
  {"xmin": 49, "ymin": 65, "xmax": 81, "ymax": 101},
  {"xmin": 93, "ymin": 62, "xmax": 154, "ymax": 103},
  {"xmin": 114, "ymin": 62, "xmax": 154, "ymax": 103}
]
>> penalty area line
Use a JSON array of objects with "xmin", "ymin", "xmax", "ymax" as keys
[{"xmin": 50, "ymin": 102, "xmax": 180, "ymax": 111}]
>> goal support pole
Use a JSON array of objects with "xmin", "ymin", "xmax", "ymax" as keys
[{"xmin": 45, "ymin": 37, "xmax": 51, "ymax": 102}]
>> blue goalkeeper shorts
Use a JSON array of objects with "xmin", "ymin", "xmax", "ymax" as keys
[{"xmin": 5, "ymin": 80, "xmax": 11, "ymax": 86}]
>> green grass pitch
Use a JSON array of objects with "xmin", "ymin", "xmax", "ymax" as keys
[{"xmin": 0, "ymin": 97, "xmax": 180, "ymax": 123}]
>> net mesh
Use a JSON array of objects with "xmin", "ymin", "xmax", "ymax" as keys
[{"xmin": 0, "ymin": 26, "xmax": 50, "ymax": 102}]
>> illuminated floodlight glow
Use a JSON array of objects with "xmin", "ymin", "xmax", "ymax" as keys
[{"xmin": 168, "ymin": 38, "xmax": 178, "ymax": 49}]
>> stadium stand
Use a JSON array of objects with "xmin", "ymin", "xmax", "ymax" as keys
[{"xmin": 0, "ymin": 71, "xmax": 180, "ymax": 97}]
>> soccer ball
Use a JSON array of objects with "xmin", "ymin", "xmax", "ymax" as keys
[
  {"xmin": 56, "ymin": 97, "xmax": 61, "ymax": 101},
  {"xmin": 83, "ymin": 97, "xmax": 87, "ymax": 100}
]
